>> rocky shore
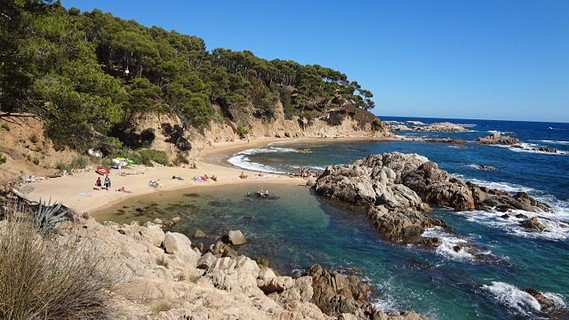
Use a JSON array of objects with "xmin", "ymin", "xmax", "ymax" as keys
[
  {"xmin": 313, "ymin": 152, "xmax": 551, "ymax": 245},
  {"xmin": 29, "ymin": 212, "xmax": 427, "ymax": 320}
]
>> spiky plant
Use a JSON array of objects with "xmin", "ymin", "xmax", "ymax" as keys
[{"xmin": 34, "ymin": 199, "xmax": 68, "ymax": 232}]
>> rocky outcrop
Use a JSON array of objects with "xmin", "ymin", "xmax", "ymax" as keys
[
  {"xmin": 523, "ymin": 288, "xmax": 569, "ymax": 319},
  {"xmin": 520, "ymin": 216, "xmax": 546, "ymax": 232},
  {"xmin": 314, "ymin": 152, "xmax": 550, "ymax": 244},
  {"xmin": 476, "ymin": 132, "xmax": 520, "ymax": 145},
  {"xmin": 309, "ymin": 264, "xmax": 428, "ymax": 320}
]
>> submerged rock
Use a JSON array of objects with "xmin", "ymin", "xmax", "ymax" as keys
[
  {"xmin": 520, "ymin": 216, "xmax": 546, "ymax": 232},
  {"xmin": 523, "ymin": 288, "xmax": 569, "ymax": 319}
]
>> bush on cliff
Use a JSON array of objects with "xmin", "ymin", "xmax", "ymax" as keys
[{"xmin": 0, "ymin": 207, "xmax": 117, "ymax": 320}]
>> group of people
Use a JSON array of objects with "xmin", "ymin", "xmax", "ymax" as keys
[
  {"xmin": 95, "ymin": 175, "xmax": 112, "ymax": 190},
  {"xmin": 296, "ymin": 166, "xmax": 319, "ymax": 178}
]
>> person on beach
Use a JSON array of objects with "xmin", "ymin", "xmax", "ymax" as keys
[
  {"xmin": 116, "ymin": 186, "xmax": 132, "ymax": 193},
  {"xmin": 104, "ymin": 175, "xmax": 111, "ymax": 190},
  {"xmin": 239, "ymin": 171, "xmax": 248, "ymax": 179},
  {"xmin": 95, "ymin": 176, "xmax": 102, "ymax": 190}
]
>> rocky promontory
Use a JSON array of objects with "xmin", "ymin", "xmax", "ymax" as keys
[{"xmin": 313, "ymin": 152, "xmax": 550, "ymax": 244}]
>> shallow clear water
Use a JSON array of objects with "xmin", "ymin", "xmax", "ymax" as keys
[{"xmin": 99, "ymin": 117, "xmax": 569, "ymax": 319}]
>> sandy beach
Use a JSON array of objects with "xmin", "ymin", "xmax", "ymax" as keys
[{"xmin": 24, "ymin": 137, "xmax": 308, "ymax": 215}]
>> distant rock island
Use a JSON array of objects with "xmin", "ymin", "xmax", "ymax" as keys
[
  {"xmin": 477, "ymin": 132, "xmax": 562, "ymax": 154},
  {"xmin": 384, "ymin": 121, "xmax": 472, "ymax": 132}
]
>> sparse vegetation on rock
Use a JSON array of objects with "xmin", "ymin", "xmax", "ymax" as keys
[{"xmin": 0, "ymin": 203, "xmax": 117, "ymax": 320}]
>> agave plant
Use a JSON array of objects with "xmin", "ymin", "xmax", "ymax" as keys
[{"xmin": 34, "ymin": 199, "xmax": 68, "ymax": 232}]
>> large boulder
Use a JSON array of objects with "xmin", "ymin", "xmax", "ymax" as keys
[
  {"xmin": 222, "ymin": 230, "xmax": 247, "ymax": 246},
  {"xmin": 163, "ymin": 232, "xmax": 200, "ymax": 266}
]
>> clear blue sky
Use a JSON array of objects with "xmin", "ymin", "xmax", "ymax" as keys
[{"xmin": 62, "ymin": 0, "xmax": 569, "ymax": 123}]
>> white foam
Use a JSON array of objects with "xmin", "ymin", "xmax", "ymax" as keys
[
  {"xmin": 543, "ymin": 292, "xmax": 567, "ymax": 308},
  {"xmin": 483, "ymin": 281, "xmax": 542, "ymax": 316},
  {"xmin": 532, "ymin": 139, "xmax": 569, "ymax": 146},
  {"xmin": 507, "ymin": 143, "xmax": 568, "ymax": 155},
  {"xmin": 466, "ymin": 164, "xmax": 496, "ymax": 171},
  {"xmin": 226, "ymin": 146, "xmax": 305, "ymax": 173},
  {"xmin": 467, "ymin": 178, "xmax": 534, "ymax": 193},
  {"xmin": 421, "ymin": 227, "xmax": 476, "ymax": 261},
  {"xmin": 454, "ymin": 209, "xmax": 569, "ymax": 241},
  {"xmin": 227, "ymin": 151, "xmax": 283, "ymax": 174}
]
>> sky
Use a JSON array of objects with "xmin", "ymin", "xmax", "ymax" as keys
[{"xmin": 62, "ymin": 0, "xmax": 569, "ymax": 123}]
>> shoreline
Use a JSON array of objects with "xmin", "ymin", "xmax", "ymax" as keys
[{"xmin": 24, "ymin": 135, "xmax": 393, "ymax": 217}]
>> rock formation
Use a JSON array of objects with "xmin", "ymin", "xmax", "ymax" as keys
[
  {"xmin": 476, "ymin": 132, "xmax": 520, "ymax": 145},
  {"xmin": 523, "ymin": 288, "xmax": 569, "ymax": 319},
  {"xmin": 384, "ymin": 121, "xmax": 471, "ymax": 133},
  {"xmin": 313, "ymin": 152, "xmax": 550, "ymax": 244},
  {"xmin": 36, "ymin": 214, "xmax": 427, "ymax": 320}
]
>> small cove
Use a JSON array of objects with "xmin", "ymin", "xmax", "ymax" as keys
[{"xmin": 96, "ymin": 117, "xmax": 569, "ymax": 319}]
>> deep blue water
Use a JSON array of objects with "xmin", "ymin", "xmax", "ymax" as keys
[{"xmin": 102, "ymin": 117, "xmax": 569, "ymax": 319}]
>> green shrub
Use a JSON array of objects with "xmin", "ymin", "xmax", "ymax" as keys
[
  {"xmin": 70, "ymin": 155, "xmax": 89, "ymax": 169},
  {"xmin": 138, "ymin": 149, "xmax": 169, "ymax": 166},
  {"xmin": 30, "ymin": 134, "xmax": 38, "ymax": 144},
  {"xmin": 236, "ymin": 125, "xmax": 249, "ymax": 139},
  {"xmin": 0, "ymin": 212, "xmax": 117, "ymax": 319},
  {"xmin": 32, "ymin": 157, "xmax": 40, "ymax": 165},
  {"xmin": 55, "ymin": 155, "xmax": 90, "ymax": 172},
  {"xmin": 372, "ymin": 118, "xmax": 383, "ymax": 130},
  {"xmin": 0, "ymin": 123, "xmax": 9, "ymax": 131},
  {"xmin": 0, "ymin": 154, "xmax": 6, "ymax": 165}
]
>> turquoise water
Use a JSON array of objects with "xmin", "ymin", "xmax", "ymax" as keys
[{"xmin": 103, "ymin": 118, "xmax": 569, "ymax": 319}]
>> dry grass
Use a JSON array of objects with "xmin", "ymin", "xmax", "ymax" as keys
[{"xmin": 0, "ymin": 206, "xmax": 118, "ymax": 320}]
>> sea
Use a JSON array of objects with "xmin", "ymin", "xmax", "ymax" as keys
[{"xmin": 101, "ymin": 117, "xmax": 569, "ymax": 320}]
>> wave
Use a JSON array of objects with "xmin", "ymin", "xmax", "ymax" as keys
[
  {"xmin": 227, "ymin": 148, "xmax": 290, "ymax": 173},
  {"xmin": 495, "ymin": 143, "xmax": 569, "ymax": 155},
  {"xmin": 531, "ymin": 139, "xmax": 569, "ymax": 146},
  {"xmin": 467, "ymin": 178, "xmax": 535, "ymax": 193},
  {"xmin": 487, "ymin": 130, "xmax": 516, "ymax": 135},
  {"xmin": 482, "ymin": 281, "xmax": 566, "ymax": 318},
  {"xmin": 453, "ymin": 178, "xmax": 569, "ymax": 240},
  {"xmin": 466, "ymin": 164, "xmax": 496, "ymax": 171},
  {"xmin": 421, "ymin": 227, "xmax": 477, "ymax": 261},
  {"xmin": 454, "ymin": 209, "xmax": 569, "ymax": 241}
]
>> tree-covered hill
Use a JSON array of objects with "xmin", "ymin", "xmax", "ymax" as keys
[{"xmin": 0, "ymin": 0, "xmax": 381, "ymax": 154}]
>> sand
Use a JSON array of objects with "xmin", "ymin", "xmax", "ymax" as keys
[
  {"xmin": 24, "ymin": 135, "xmax": 393, "ymax": 215},
  {"xmin": 24, "ymin": 137, "xmax": 307, "ymax": 215}
]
